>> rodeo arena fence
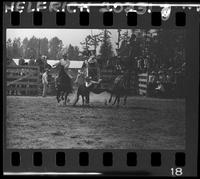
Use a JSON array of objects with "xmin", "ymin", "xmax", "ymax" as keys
[
  {"xmin": 7, "ymin": 65, "xmax": 41, "ymax": 96},
  {"xmin": 100, "ymin": 69, "xmax": 147, "ymax": 95},
  {"xmin": 6, "ymin": 65, "xmax": 149, "ymax": 97},
  {"xmin": 138, "ymin": 73, "xmax": 148, "ymax": 96}
]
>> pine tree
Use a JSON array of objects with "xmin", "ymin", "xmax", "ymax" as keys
[
  {"xmin": 6, "ymin": 38, "xmax": 13, "ymax": 59},
  {"xmin": 12, "ymin": 38, "xmax": 22, "ymax": 58},
  {"xmin": 48, "ymin": 37, "xmax": 63, "ymax": 60},
  {"xmin": 99, "ymin": 29, "xmax": 114, "ymax": 67},
  {"xmin": 22, "ymin": 37, "xmax": 29, "ymax": 58},
  {"xmin": 39, "ymin": 38, "xmax": 49, "ymax": 57},
  {"xmin": 67, "ymin": 44, "xmax": 80, "ymax": 61}
]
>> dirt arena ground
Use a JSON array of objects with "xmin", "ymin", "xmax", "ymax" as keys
[{"xmin": 6, "ymin": 93, "xmax": 185, "ymax": 149}]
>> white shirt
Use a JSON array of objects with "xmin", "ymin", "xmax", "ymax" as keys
[{"xmin": 60, "ymin": 58, "xmax": 70, "ymax": 69}]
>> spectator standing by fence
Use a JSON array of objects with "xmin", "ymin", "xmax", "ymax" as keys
[
  {"xmin": 87, "ymin": 50, "xmax": 99, "ymax": 81},
  {"xmin": 42, "ymin": 68, "xmax": 49, "ymax": 97},
  {"xmin": 19, "ymin": 57, "xmax": 25, "ymax": 66},
  {"xmin": 29, "ymin": 58, "xmax": 35, "ymax": 66},
  {"xmin": 147, "ymin": 71, "xmax": 157, "ymax": 97}
]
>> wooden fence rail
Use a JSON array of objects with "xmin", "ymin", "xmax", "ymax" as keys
[
  {"xmin": 100, "ymin": 69, "xmax": 148, "ymax": 96},
  {"xmin": 6, "ymin": 65, "xmax": 40, "ymax": 96},
  {"xmin": 6, "ymin": 66, "xmax": 149, "ymax": 97},
  {"xmin": 138, "ymin": 73, "xmax": 148, "ymax": 96}
]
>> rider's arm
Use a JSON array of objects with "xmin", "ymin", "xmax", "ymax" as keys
[
  {"xmin": 75, "ymin": 74, "xmax": 80, "ymax": 84},
  {"xmin": 90, "ymin": 80, "xmax": 98, "ymax": 84},
  {"xmin": 65, "ymin": 59, "xmax": 70, "ymax": 68},
  {"xmin": 53, "ymin": 61, "xmax": 60, "ymax": 67},
  {"xmin": 85, "ymin": 82, "xmax": 90, "ymax": 87}
]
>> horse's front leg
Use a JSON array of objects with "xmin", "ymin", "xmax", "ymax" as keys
[
  {"xmin": 123, "ymin": 95, "xmax": 127, "ymax": 105},
  {"xmin": 85, "ymin": 91, "xmax": 90, "ymax": 105},
  {"xmin": 109, "ymin": 93, "xmax": 113, "ymax": 103},
  {"xmin": 73, "ymin": 93, "xmax": 79, "ymax": 106},
  {"xmin": 81, "ymin": 95, "xmax": 85, "ymax": 106},
  {"xmin": 56, "ymin": 90, "xmax": 61, "ymax": 103},
  {"xmin": 64, "ymin": 92, "xmax": 68, "ymax": 106},
  {"xmin": 117, "ymin": 96, "xmax": 121, "ymax": 106},
  {"xmin": 61, "ymin": 92, "xmax": 64, "ymax": 100}
]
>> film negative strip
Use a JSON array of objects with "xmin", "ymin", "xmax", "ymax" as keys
[{"xmin": 2, "ymin": 1, "xmax": 199, "ymax": 177}]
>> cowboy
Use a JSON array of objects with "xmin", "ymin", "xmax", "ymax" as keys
[
  {"xmin": 75, "ymin": 70, "xmax": 86, "ymax": 87},
  {"xmin": 85, "ymin": 76, "xmax": 102, "ymax": 89},
  {"xmin": 42, "ymin": 68, "xmax": 49, "ymax": 97},
  {"xmin": 42, "ymin": 56, "xmax": 51, "ymax": 70},
  {"xmin": 87, "ymin": 50, "xmax": 99, "ymax": 81},
  {"xmin": 85, "ymin": 76, "xmax": 102, "ymax": 104},
  {"xmin": 52, "ymin": 54, "xmax": 72, "ymax": 79}
]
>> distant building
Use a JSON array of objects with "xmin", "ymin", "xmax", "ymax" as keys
[
  {"xmin": 12, "ymin": 59, "xmax": 31, "ymax": 65},
  {"xmin": 68, "ymin": 61, "xmax": 85, "ymax": 80},
  {"xmin": 48, "ymin": 60, "xmax": 85, "ymax": 80},
  {"xmin": 7, "ymin": 59, "xmax": 17, "ymax": 66}
]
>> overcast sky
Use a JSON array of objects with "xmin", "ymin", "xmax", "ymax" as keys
[{"xmin": 7, "ymin": 29, "xmax": 133, "ymax": 54}]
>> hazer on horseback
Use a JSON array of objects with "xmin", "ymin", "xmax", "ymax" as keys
[
  {"xmin": 108, "ymin": 70, "xmax": 130, "ymax": 106},
  {"xmin": 52, "ymin": 54, "xmax": 73, "ymax": 105},
  {"xmin": 73, "ymin": 50, "xmax": 105, "ymax": 106}
]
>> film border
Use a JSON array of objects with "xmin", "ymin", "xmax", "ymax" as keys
[{"xmin": 2, "ymin": 2, "xmax": 199, "ymax": 176}]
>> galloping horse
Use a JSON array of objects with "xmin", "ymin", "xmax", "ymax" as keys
[
  {"xmin": 108, "ymin": 71, "xmax": 130, "ymax": 106},
  {"xmin": 55, "ymin": 65, "xmax": 73, "ymax": 105}
]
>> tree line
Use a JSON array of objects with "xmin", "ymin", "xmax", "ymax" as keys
[
  {"xmin": 6, "ymin": 36, "xmax": 81, "ymax": 61},
  {"xmin": 6, "ymin": 29, "xmax": 185, "ymax": 70}
]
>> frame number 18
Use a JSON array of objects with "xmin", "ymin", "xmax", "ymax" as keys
[{"xmin": 171, "ymin": 168, "xmax": 183, "ymax": 176}]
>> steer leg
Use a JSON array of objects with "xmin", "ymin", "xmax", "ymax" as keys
[
  {"xmin": 112, "ymin": 96, "xmax": 118, "ymax": 105},
  {"xmin": 64, "ymin": 92, "xmax": 69, "ymax": 106},
  {"xmin": 56, "ymin": 91, "xmax": 61, "ymax": 103},
  {"xmin": 73, "ymin": 93, "xmax": 79, "ymax": 106}
]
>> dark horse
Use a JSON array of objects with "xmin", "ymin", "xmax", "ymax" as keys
[
  {"xmin": 108, "ymin": 72, "xmax": 129, "ymax": 106},
  {"xmin": 55, "ymin": 65, "xmax": 73, "ymax": 105}
]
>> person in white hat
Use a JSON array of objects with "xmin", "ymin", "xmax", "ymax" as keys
[
  {"xmin": 53, "ymin": 54, "xmax": 72, "ymax": 78},
  {"xmin": 53, "ymin": 54, "xmax": 70, "ymax": 69}
]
